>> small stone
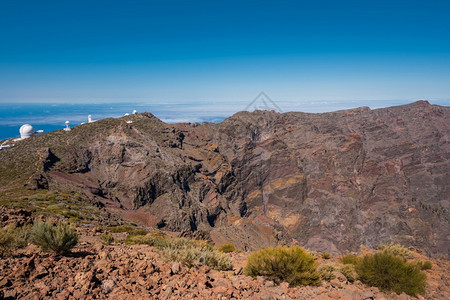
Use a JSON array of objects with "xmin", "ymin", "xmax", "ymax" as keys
[
  {"xmin": 34, "ymin": 265, "xmax": 49, "ymax": 279},
  {"xmin": 162, "ymin": 286, "xmax": 173, "ymax": 298},
  {"xmin": 214, "ymin": 286, "xmax": 228, "ymax": 295},
  {"xmin": 264, "ymin": 280, "xmax": 275, "ymax": 287},
  {"xmin": 328, "ymin": 291, "xmax": 341, "ymax": 299},
  {"xmin": 362, "ymin": 292, "xmax": 374, "ymax": 300},
  {"xmin": 279, "ymin": 281, "xmax": 289, "ymax": 292},
  {"xmin": 102, "ymin": 279, "xmax": 115, "ymax": 293},
  {"xmin": 171, "ymin": 261, "xmax": 182, "ymax": 275},
  {"xmin": 398, "ymin": 292, "xmax": 409, "ymax": 300},
  {"xmin": 0, "ymin": 278, "xmax": 12, "ymax": 288},
  {"xmin": 330, "ymin": 278, "xmax": 342, "ymax": 289}
]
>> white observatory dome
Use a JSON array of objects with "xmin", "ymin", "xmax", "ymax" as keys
[{"xmin": 19, "ymin": 124, "xmax": 35, "ymax": 139}]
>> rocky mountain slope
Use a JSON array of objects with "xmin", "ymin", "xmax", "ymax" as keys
[
  {"xmin": 0, "ymin": 100, "xmax": 448, "ymax": 257},
  {"xmin": 1, "ymin": 228, "xmax": 448, "ymax": 299}
]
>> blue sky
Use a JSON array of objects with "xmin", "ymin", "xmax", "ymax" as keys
[{"xmin": 0, "ymin": 0, "xmax": 449, "ymax": 107}]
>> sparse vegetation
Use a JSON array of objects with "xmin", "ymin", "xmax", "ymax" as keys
[
  {"xmin": 0, "ymin": 191, "xmax": 102, "ymax": 224},
  {"xmin": 377, "ymin": 242, "xmax": 411, "ymax": 258},
  {"xmin": 100, "ymin": 233, "xmax": 114, "ymax": 245},
  {"xmin": 337, "ymin": 263, "xmax": 358, "ymax": 282},
  {"xmin": 0, "ymin": 225, "xmax": 30, "ymax": 256},
  {"xmin": 163, "ymin": 238, "xmax": 232, "ymax": 271},
  {"xmin": 416, "ymin": 260, "xmax": 432, "ymax": 270},
  {"xmin": 0, "ymin": 227, "xmax": 15, "ymax": 256},
  {"xmin": 129, "ymin": 229, "xmax": 148, "ymax": 236},
  {"xmin": 125, "ymin": 232, "xmax": 169, "ymax": 248},
  {"xmin": 347, "ymin": 251, "xmax": 426, "ymax": 296},
  {"xmin": 218, "ymin": 243, "xmax": 236, "ymax": 253},
  {"xmin": 106, "ymin": 224, "xmax": 148, "ymax": 236},
  {"xmin": 341, "ymin": 254, "xmax": 361, "ymax": 265},
  {"xmin": 125, "ymin": 233, "xmax": 232, "ymax": 270},
  {"xmin": 321, "ymin": 252, "xmax": 330, "ymax": 259},
  {"xmin": 245, "ymin": 245, "xmax": 320, "ymax": 287},
  {"xmin": 30, "ymin": 221, "xmax": 78, "ymax": 255},
  {"xmin": 318, "ymin": 263, "xmax": 336, "ymax": 281},
  {"xmin": 106, "ymin": 225, "xmax": 136, "ymax": 233}
]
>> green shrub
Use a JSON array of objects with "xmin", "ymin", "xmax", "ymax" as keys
[
  {"xmin": 163, "ymin": 239, "xmax": 232, "ymax": 270},
  {"xmin": 127, "ymin": 234, "xmax": 231, "ymax": 270},
  {"xmin": 321, "ymin": 252, "xmax": 331, "ymax": 259},
  {"xmin": 0, "ymin": 227, "xmax": 14, "ymax": 256},
  {"xmin": 337, "ymin": 263, "xmax": 358, "ymax": 282},
  {"xmin": 30, "ymin": 221, "xmax": 78, "ymax": 255},
  {"xmin": 13, "ymin": 225, "xmax": 30, "ymax": 248},
  {"xmin": 129, "ymin": 229, "xmax": 148, "ymax": 236},
  {"xmin": 218, "ymin": 244, "xmax": 236, "ymax": 253},
  {"xmin": 100, "ymin": 233, "xmax": 114, "ymax": 245},
  {"xmin": 125, "ymin": 233, "xmax": 169, "ymax": 248},
  {"xmin": 0, "ymin": 225, "xmax": 30, "ymax": 256},
  {"xmin": 355, "ymin": 251, "xmax": 426, "ymax": 296},
  {"xmin": 416, "ymin": 260, "xmax": 432, "ymax": 270},
  {"xmin": 160, "ymin": 238, "xmax": 231, "ymax": 270},
  {"xmin": 106, "ymin": 225, "xmax": 135, "ymax": 233},
  {"xmin": 377, "ymin": 242, "xmax": 411, "ymax": 258},
  {"xmin": 245, "ymin": 245, "xmax": 320, "ymax": 287},
  {"xmin": 318, "ymin": 263, "xmax": 336, "ymax": 281},
  {"xmin": 62, "ymin": 210, "xmax": 80, "ymax": 219},
  {"xmin": 341, "ymin": 254, "xmax": 361, "ymax": 265}
]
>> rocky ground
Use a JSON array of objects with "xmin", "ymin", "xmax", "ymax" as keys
[{"xmin": 1, "ymin": 224, "xmax": 448, "ymax": 300}]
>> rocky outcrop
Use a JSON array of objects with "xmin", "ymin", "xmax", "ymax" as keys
[{"xmin": 0, "ymin": 101, "xmax": 448, "ymax": 257}]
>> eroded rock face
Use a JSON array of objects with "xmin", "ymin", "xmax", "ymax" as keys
[{"xmin": 1, "ymin": 101, "xmax": 448, "ymax": 256}]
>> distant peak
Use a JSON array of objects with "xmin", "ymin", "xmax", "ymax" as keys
[{"xmin": 413, "ymin": 100, "xmax": 431, "ymax": 106}]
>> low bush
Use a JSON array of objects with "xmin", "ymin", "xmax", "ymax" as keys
[
  {"xmin": 106, "ymin": 225, "xmax": 135, "ymax": 233},
  {"xmin": 128, "ymin": 229, "xmax": 148, "ymax": 236},
  {"xmin": 341, "ymin": 254, "xmax": 361, "ymax": 265},
  {"xmin": 245, "ymin": 245, "xmax": 320, "ymax": 287},
  {"xmin": 125, "ymin": 233, "xmax": 169, "ymax": 248},
  {"xmin": 125, "ymin": 234, "xmax": 232, "ymax": 270},
  {"xmin": 0, "ymin": 227, "xmax": 14, "ymax": 256},
  {"xmin": 318, "ymin": 263, "xmax": 336, "ymax": 281},
  {"xmin": 321, "ymin": 252, "xmax": 330, "ymax": 259},
  {"xmin": 106, "ymin": 225, "xmax": 147, "ymax": 236},
  {"xmin": 100, "ymin": 233, "xmax": 114, "ymax": 245},
  {"xmin": 163, "ymin": 238, "xmax": 232, "ymax": 270},
  {"xmin": 0, "ymin": 225, "xmax": 30, "ymax": 256},
  {"xmin": 377, "ymin": 242, "xmax": 411, "ymax": 258},
  {"xmin": 355, "ymin": 251, "xmax": 426, "ymax": 296},
  {"xmin": 30, "ymin": 221, "xmax": 78, "ymax": 255},
  {"xmin": 337, "ymin": 263, "xmax": 358, "ymax": 282},
  {"xmin": 416, "ymin": 260, "xmax": 432, "ymax": 270},
  {"xmin": 218, "ymin": 244, "xmax": 236, "ymax": 253}
]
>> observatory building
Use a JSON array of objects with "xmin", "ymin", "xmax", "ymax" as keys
[
  {"xmin": 15, "ymin": 124, "xmax": 44, "ymax": 141},
  {"xmin": 20, "ymin": 124, "xmax": 36, "ymax": 139}
]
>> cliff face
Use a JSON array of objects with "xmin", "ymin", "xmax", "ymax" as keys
[{"xmin": 1, "ymin": 101, "xmax": 448, "ymax": 256}]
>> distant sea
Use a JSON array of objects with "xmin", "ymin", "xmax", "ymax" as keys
[
  {"xmin": 1, "ymin": 100, "xmax": 448, "ymax": 140},
  {"xmin": 0, "ymin": 102, "xmax": 230, "ymax": 141}
]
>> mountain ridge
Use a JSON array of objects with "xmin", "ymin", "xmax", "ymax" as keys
[{"xmin": 1, "ymin": 100, "xmax": 448, "ymax": 257}]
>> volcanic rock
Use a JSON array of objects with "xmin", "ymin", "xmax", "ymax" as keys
[{"xmin": 0, "ymin": 101, "xmax": 448, "ymax": 257}]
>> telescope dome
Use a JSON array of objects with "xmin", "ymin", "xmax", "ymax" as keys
[{"xmin": 19, "ymin": 124, "xmax": 35, "ymax": 139}]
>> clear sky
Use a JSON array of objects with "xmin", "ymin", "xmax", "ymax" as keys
[{"xmin": 0, "ymin": 0, "xmax": 449, "ymax": 106}]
